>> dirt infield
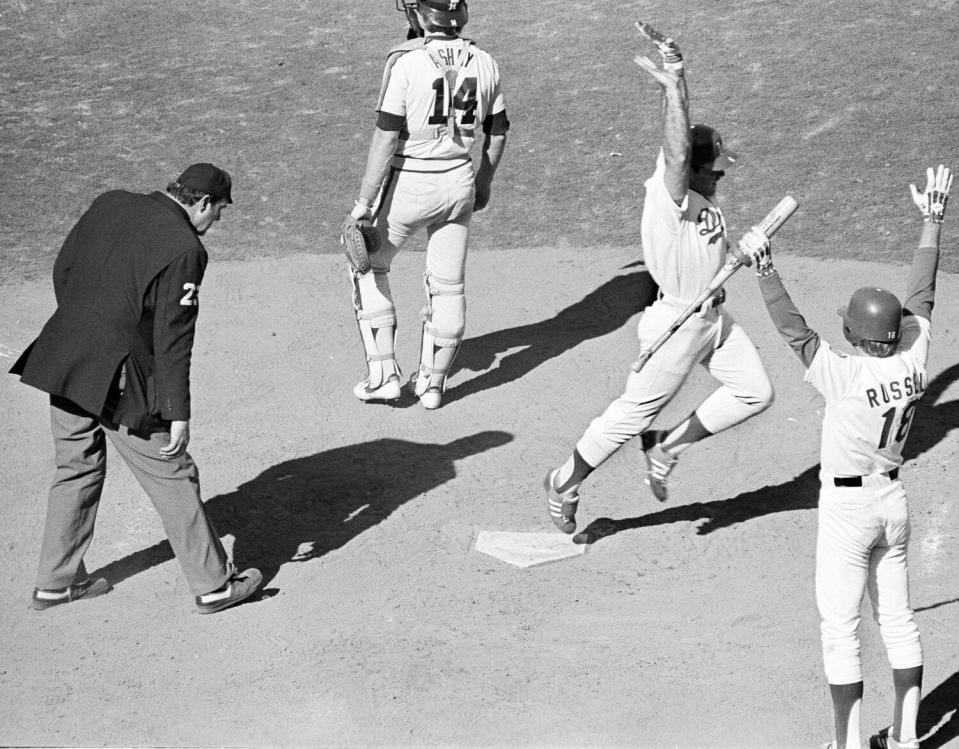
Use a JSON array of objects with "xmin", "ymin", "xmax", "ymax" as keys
[
  {"xmin": 2, "ymin": 247, "xmax": 958, "ymax": 748},
  {"xmin": 3, "ymin": 0, "xmax": 959, "ymax": 745}
]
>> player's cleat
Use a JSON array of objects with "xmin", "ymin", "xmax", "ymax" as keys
[
  {"xmin": 642, "ymin": 430, "xmax": 678, "ymax": 502},
  {"xmin": 418, "ymin": 389, "xmax": 442, "ymax": 409},
  {"xmin": 408, "ymin": 371, "xmax": 443, "ymax": 410},
  {"xmin": 544, "ymin": 468, "xmax": 579, "ymax": 534},
  {"xmin": 869, "ymin": 727, "xmax": 920, "ymax": 749},
  {"xmin": 353, "ymin": 374, "xmax": 402, "ymax": 402},
  {"xmin": 30, "ymin": 577, "xmax": 112, "ymax": 610},
  {"xmin": 195, "ymin": 568, "xmax": 263, "ymax": 614}
]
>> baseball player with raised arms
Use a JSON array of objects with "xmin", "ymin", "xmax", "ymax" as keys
[
  {"xmin": 544, "ymin": 24, "xmax": 774, "ymax": 533},
  {"xmin": 345, "ymin": 0, "xmax": 509, "ymax": 410},
  {"xmin": 740, "ymin": 165, "xmax": 952, "ymax": 749}
]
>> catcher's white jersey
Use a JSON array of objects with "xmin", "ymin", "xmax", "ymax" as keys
[
  {"xmin": 378, "ymin": 37, "xmax": 506, "ymax": 168},
  {"xmin": 806, "ymin": 315, "xmax": 930, "ymax": 476},
  {"xmin": 641, "ymin": 150, "xmax": 728, "ymax": 301}
]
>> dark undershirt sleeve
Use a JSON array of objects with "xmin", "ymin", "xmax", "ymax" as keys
[
  {"xmin": 901, "ymin": 246, "xmax": 939, "ymax": 322},
  {"xmin": 376, "ymin": 110, "xmax": 405, "ymax": 131},
  {"xmin": 482, "ymin": 110, "xmax": 510, "ymax": 135},
  {"xmin": 758, "ymin": 272, "xmax": 821, "ymax": 369}
]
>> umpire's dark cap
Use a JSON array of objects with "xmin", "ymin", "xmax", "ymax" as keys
[
  {"xmin": 690, "ymin": 124, "xmax": 738, "ymax": 170},
  {"xmin": 176, "ymin": 163, "xmax": 233, "ymax": 204}
]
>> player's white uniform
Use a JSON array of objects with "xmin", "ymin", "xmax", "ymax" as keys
[
  {"xmin": 575, "ymin": 151, "xmax": 773, "ymax": 467},
  {"xmin": 372, "ymin": 36, "xmax": 505, "ymax": 253},
  {"xmin": 757, "ymin": 238, "xmax": 939, "ymax": 692},
  {"xmin": 806, "ymin": 317, "xmax": 928, "ymax": 684},
  {"xmin": 354, "ymin": 34, "xmax": 508, "ymax": 401}
]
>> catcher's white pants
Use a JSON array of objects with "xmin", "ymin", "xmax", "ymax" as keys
[
  {"xmin": 357, "ymin": 162, "xmax": 474, "ymax": 344},
  {"xmin": 816, "ymin": 474, "xmax": 922, "ymax": 685},
  {"xmin": 575, "ymin": 299, "xmax": 773, "ymax": 467},
  {"xmin": 370, "ymin": 162, "xmax": 474, "ymax": 282}
]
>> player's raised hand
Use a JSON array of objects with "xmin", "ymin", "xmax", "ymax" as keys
[
  {"xmin": 635, "ymin": 21, "xmax": 683, "ymax": 71},
  {"xmin": 634, "ymin": 54, "xmax": 683, "ymax": 87},
  {"xmin": 910, "ymin": 164, "xmax": 953, "ymax": 223}
]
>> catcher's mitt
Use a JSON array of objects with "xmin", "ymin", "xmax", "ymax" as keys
[{"xmin": 340, "ymin": 214, "xmax": 381, "ymax": 274}]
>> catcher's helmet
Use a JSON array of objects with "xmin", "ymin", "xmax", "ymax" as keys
[
  {"xmin": 396, "ymin": 0, "xmax": 468, "ymax": 33},
  {"xmin": 838, "ymin": 287, "xmax": 903, "ymax": 345}
]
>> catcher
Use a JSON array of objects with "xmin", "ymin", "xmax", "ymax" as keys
[
  {"xmin": 342, "ymin": 0, "xmax": 509, "ymax": 410},
  {"xmin": 740, "ymin": 165, "xmax": 952, "ymax": 749}
]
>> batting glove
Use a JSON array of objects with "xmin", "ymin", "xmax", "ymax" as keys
[
  {"xmin": 910, "ymin": 164, "xmax": 953, "ymax": 223},
  {"xmin": 739, "ymin": 226, "xmax": 775, "ymax": 277},
  {"xmin": 635, "ymin": 21, "xmax": 683, "ymax": 72}
]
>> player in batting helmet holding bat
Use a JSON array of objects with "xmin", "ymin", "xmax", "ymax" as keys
[
  {"xmin": 543, "ymin": 23, "xmax": 775, "ymax": 534},
  {"xmin": 740, "ymin": 164, "xmax": 952, "ymax": 749}
]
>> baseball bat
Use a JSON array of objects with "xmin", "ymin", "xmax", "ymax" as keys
[{"xmin": 630, "ymin": 195, "xmax": 799, "ymax": 373}]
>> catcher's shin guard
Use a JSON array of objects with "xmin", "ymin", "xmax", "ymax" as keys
[
  {"xmin": 351, "ymin": 268, "xmax": 401, "ymax": 401},
  {"xmin": 410, "ymin": 272, "xmax": 465, "ymax": 409}
]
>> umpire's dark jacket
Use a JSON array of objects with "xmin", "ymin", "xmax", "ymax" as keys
[{"xmin": 11, "ymin": 190, "xmax": 207, "ymax": 431}]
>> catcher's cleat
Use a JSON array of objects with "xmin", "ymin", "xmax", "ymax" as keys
[
  {"xmin": 869, "ymin": 728, "xmax": 919, "ymax": 749},
  {"xmin": 30, "ymin": 577, "xmax": 112, "ymax": 610},
  {"xmin": 544, "ymin": 468, "xmax": 579, "ymax": 534},
  {"xmin": 408, "ymin": 371, "xmax": 443, "ymax": 410},
  {"xmin": 642, "ymin": 430, "xmax": 678, "ymax": 502},
  {"xmin": 353, "ymin": 374, "xmax": 402, "ymax": 402},
  {"xmin": 418, "ymin": 389, "xmax": 442, "ymax": 410}
]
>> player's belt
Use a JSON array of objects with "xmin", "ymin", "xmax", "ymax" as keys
[
  {"xmin": 399, "ymin": 124, "xmax": 475, "ymax": 142},
  {"xmin": 657, "ymin": 287, "xmax": 726, "ymax": 313},
  {"xmin": 833, "ymin": 467, "xmax": 899, "ymax": 487},
  {"xmin": 390, "ymin": 155, "xmax": 470, "ymax": 173}
]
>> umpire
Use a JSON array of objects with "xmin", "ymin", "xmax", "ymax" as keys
[{"xmin": 10, "ymin": 164, "xmax": 262, "ymax": 615}]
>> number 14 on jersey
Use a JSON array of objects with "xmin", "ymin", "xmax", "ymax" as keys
[{"xmin": 428, "ymin": 75, "xmax": 477, "ymax": 126}]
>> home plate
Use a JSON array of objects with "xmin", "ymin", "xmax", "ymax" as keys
[{"xmin": 474, "ymin": 531, "xmax": 588, "ymax": 568}]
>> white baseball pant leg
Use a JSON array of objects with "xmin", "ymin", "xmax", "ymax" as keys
[
  {"xmin": 576, "ymin": 304, "xmax": 772, "ymax": 468},
  {"xmin": 354, "ymin": 165, "xmax": 473, "ymax": 382},
  {"xmin": 694, "ymin": 310, "xmax": 774, "ymax": 433},
  {"xmin": 816, "ymin": 477, "xmax": 922, "ymax": 685}
]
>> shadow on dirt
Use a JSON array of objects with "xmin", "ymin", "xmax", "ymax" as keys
[
  {"xmin": 917, "ymin": 669, "xmax": 959, "ymax": 749},
  {"xmin": 88, "ymin": 431, "xmax": 513, "ymax": 590},
  {"xmin": 572, "ymin": 356, "xmax": 959, "ymax": 545},
  {"xmin": 915, "ymin": 597, "xmax": 959, "ymax": 613},
  {"xmin": 572, "ymin": 464, "xmax": 821, "ymax": 544},
  {"xmin": 444, "ymin": 263, "xmax": 657, "ymax": 404},
  {"xmin": 903, "ymin": 361, "xmax": 959, "ymax": 462}
]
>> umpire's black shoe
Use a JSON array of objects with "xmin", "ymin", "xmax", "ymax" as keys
[
  {"xmin": 195, "ymin": 568, "xmax": 263, "ymax": 614},
  {"xmin": 30, "ymin": 577, "xmax": 112, "ymax": 610}
]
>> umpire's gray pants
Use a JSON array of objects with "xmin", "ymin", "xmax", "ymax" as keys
[{"xmin": 34, "ymin": 397, "xmax": 232, "ymax": 596}]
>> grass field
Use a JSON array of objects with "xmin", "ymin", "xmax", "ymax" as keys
[
  {"xmin": 2, "ymin": 2, "xmax": 959, "ymax": 748},
  {"xmin": 2, "ymin": 0, "xmax": 958, "ymax": 281}
]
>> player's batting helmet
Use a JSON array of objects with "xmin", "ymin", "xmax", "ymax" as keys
[
  {"xmin": 690, "ymin": 124, "xmax": 738, "ymax": 171},
  {"xmin": 838, "ymin": 287, "xmax": 903, "ymax": 344}
]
